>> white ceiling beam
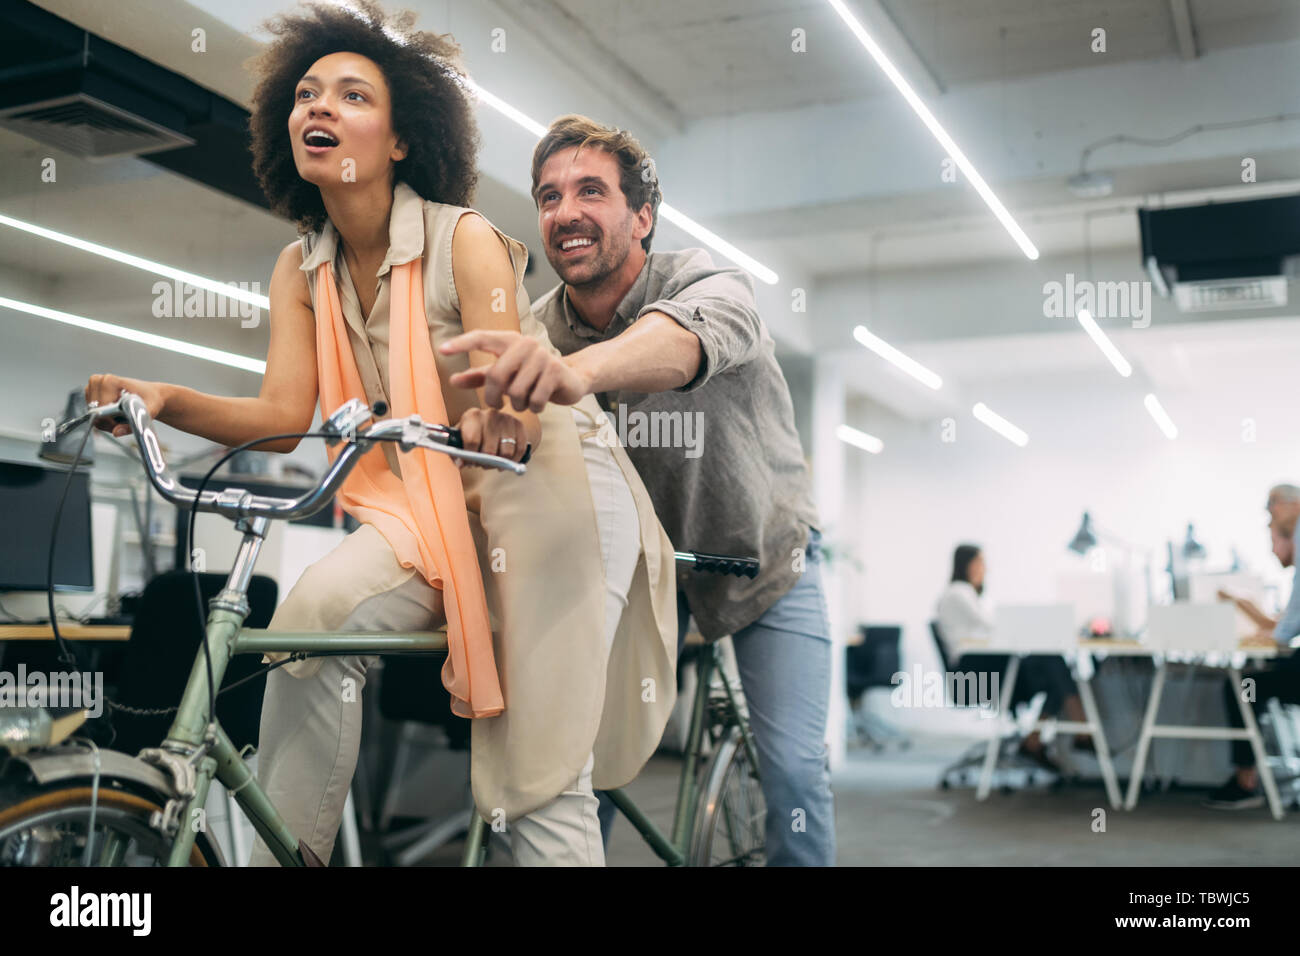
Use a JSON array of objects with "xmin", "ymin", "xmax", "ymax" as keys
[
  {"xmin": 489, "ymin": 0, "xmax": 686, "ymax": 142},
  {"xmin": 1169, "ymin": 0, "xmax": 1199, "ymax": 60},
  {"xmin": 854, "ymin": 0, "xmax": 945, "ymax": 98}
]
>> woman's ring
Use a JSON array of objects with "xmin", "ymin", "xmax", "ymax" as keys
[{"xmin": 499, "ymin": 437, "xmax": 516, "ymax": 446}]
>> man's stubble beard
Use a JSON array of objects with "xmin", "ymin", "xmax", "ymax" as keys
[{"xmin": 549, "ymin": 218, "xmax": 635, "ymax": 294}]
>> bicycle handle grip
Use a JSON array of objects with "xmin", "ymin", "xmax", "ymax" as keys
[
  {"xmin": 431, "ymin": 423, "xmax": 531, "ymax": 464},
  {"xmin": 676, "ymin": 551, "xmax": 761, "ymax": 579}
]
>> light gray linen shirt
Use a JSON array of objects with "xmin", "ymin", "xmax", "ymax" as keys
[
  {"xmin": 532, "ymin": 247, "xmax": 820, "ymax": 639},
  {"xmin": 1274, "ymin": 570, "xmax": 1300, "ymax": 648}
]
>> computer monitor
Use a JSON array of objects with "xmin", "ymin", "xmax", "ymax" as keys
[
  {"xmin": 0, "ymin": 459, "xmax": 94, "ymax": 591},
  {"xmin": 1055, "ymin": 568, "xmax": 1115, "ymax": 633}
]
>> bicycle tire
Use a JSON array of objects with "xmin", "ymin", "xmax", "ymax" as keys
[
  {"xmin": 688, "ymin": 725, "xmax": 765, "ymax": 867},
  {"xmin": 0, "ymin": 780, "xmax": 221, "ymax": 867}
]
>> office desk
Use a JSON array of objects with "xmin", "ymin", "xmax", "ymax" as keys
[
  {"xmin": 0, "ymin": 624, "xmax": 131, "ymax": 641},
  {"xmin": 0, "ymin": 624, "xmax": 131, "ymax": 668},
  {"xmin": 956, "ymin": 639, "xmax": 1128, "ymax": 808},
  {"xmin": 956, "ymin": 639, "xmax": 1287, "ymax": 818},
  {"xmin": 1124, "ymin": 643, "xmax": 1284, "ymax": 819}
]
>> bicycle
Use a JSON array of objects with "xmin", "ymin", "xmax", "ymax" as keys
[
  {"xmin": 0, "ymin": 390, "xmax": 522, "ymax": 866},
  {"xmin": 0, "ymin": 391, "xmax": 765, "ymax": 867},
  {"xmin": 462, "ymin": 549, "xmax": 766, "ymax": 868}
]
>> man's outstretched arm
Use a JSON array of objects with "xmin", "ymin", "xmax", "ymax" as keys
[{"xmin": 439, "ymin": 312, "xmax": 702, "ymax": 411}]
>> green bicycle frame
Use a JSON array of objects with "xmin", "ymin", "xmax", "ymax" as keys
[
  {"xmin": 147, "ymin": 515, "xmax": 759, "ymax": 867},
  {"xmin": 460, "ymin": 639, "xmax": 760, "ymax": 867},
  {"xmin": 144, "ymin": 515, "xmax": 450, "ymax": 867}
]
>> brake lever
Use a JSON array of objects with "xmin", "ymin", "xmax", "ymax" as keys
[
  {"xmin": 322, "ymin": 399, "xmax": 386, "ymax": 445},
  {"xmin": 418, "ymin": 437, "xmax": 526, "ymax": 474},
  {"xmin": 384, "ymin": 415, "xmax": 521, "ymax": 474},
  {"xmin": 425, "ymin": 423, "xmax": 531, "ymax": 466},
  {"xmin": 55, "ymin": 398, "xmax": 126, "ymax": 437}
]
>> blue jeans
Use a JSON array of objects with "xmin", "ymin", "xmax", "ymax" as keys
[{"xmin": 597, "ymin": 529, "xmax": 836, "ymax": 866}]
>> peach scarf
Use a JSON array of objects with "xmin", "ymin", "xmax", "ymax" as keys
[{"xmin": 313, "ymin": 258, "xmax": 504, "ymax": 718}]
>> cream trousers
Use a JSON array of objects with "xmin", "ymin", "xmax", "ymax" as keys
[{"xmin": 248, "ymin": 410, "xmax": 638, "ymax": 866}]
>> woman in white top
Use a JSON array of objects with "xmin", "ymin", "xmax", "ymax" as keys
[
  {"xmin": 935, "ymin": 546, "xmax": 995, "ymax": 658},
  {"xmin": 935, "ymin": 544, "xmax": 1089, "ymax": 767}
]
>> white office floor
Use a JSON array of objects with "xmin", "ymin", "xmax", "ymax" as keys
[
  {"xmin": 203, "ymin": 727, "xmax": 1299, "ymax": 867},
  {"xmin": 308, "ymin": 733, "xmax": 1296, "ymax": 866}
]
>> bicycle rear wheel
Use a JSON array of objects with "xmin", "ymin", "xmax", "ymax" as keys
[
  {"xmin": 0, "ymin": 779, "xmax": 220, "ymax": 866},
  {"xmin": 689, "ymin": 726, "xmax": 765, "ymax": 866}
]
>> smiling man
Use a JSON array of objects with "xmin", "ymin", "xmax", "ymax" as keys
[{"xmin": 439, "ymin": 115, "xmax": 835, "ymax": 866}]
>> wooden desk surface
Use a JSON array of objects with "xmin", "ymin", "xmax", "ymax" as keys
[
  {"xmin": 0, "ymin": 624, "xmax": 132, "ymax": 641},
  {"xmin": 957, "ymin": 638, "xmax": 1279, "ymax": 658}
]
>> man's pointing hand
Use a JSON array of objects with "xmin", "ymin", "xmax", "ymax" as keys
[{"xmin": 440, "ymin": 330, "xmax": 591, "ymax": 411}]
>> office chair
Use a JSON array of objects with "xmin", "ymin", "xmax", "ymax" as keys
[
  {"xmin": 374, "ymin": 655, "xmax": 508, "ymax": 865},
  {"xmin": 846, "ymin": 625, "xmax": 911, "ymax": 751},
  {"xmin": 110, "ymin": 570, "xmax": 277, "ymax": 756},
  {"xmin": 108, "ymin": 570, "xmax": 277, "ymax": 866},
  {"xmin": 931, "ymin": 620, "xmax": 1056, "ymax": 793}
]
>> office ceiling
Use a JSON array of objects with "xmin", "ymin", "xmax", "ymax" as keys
[
  {"xmin": 545, "ymin": 0, "xmax": 1300, "ymax": 117},
  {"xmin": 2, "ymin": 0, "xmax": 1297, "ymax": 405}
]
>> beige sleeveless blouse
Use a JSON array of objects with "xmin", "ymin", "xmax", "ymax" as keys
[{"xmin": 298, "ymin": 182, "xmax": 677, "ymax": 820}]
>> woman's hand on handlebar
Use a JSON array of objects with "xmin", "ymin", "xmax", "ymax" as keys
[
  {"xmin": 455, "ymin": 407, "xmax": 528, "ymax": 467},
  {"xmin": 84, "ymin": 373, "xmax": 165, "ymax": 437}
]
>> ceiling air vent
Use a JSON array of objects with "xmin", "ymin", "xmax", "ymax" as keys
[
  {"xmin": 1172, "ymin": 276, "xmax": 1287, "ymax": 313},
  {"xmin": 0, "ymin": 93, "xmax": 194, "ymax": 161},
  {"xmin": 0, "ymin": 1, "xmax": 265, "ymax": 207},
  {"xmin": 1139, "ymin": 196, "xmax": 1300, "ymax": 315}
]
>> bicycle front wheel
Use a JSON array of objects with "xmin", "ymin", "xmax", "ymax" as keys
[
  {"xmin": 0, "ymin": 780, "xmax": 220, "ymax": 867},
  {"xmin": 688, "ymin": 726, "xmax": 765, "ymax": 866}
]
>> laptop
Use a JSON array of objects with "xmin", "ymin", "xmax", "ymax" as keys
[{"xmin": 1145, "ymin": 602, "xmax": 1238, "ymax": 652}]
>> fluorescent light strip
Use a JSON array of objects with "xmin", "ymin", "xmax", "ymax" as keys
[
  {"xmin": 1077, "ymin": 308, "xmax": 1132, "ymax": 377},
  {"xmin": 0, "ymin": 296, "xmax": 265, "ymax": 374},
  {"xmin": 853, "ymin": 325, "xmax": 942, "ymax": 389},
  {"xmin": 465, "ymin": 79, "xmax": 780, "ymax": 285},
  {"xmin": 6, "ymin": 92, "xmax": 780, "ymax": 293},
  {"xmin": 1143, "ymin": 393, "xmax": 1178, "ymax": 440},
  {"xmin": 972, "ymin": 402, "xmax": 1028, "ymax": 447},
  {"xmin": 656, "ymin": 205, "xmax": 778, "ymax": 285},
  {"xmin": 825, "ymin": 0, "xmax": 1039, "ymax": 261},
  {"xmin": 0, "ymin": 213, "xmax": 269, "ymax": 310},
  {"xmin": 464, "ymin": 77, "xmax": 548, "ymax": 138},
  {"xmin": 836, "ymin": 424, "xmax": 883, "ymax": 454}
]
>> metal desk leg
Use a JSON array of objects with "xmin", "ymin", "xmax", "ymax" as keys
[
  {"xmin": 977, "ymin": 655, "xmax": 1020, "ymax": 800},
  {"xmin": 1125, "ymin": 656, "xmax": 1167, "ymax": 811},
  {"xmin": 1075, "ymin": 666, "xmax": 1121, "ymax": 809},
  {"xmin": 1158, "ymin": 663, "xmax": 1200, "ymax": 794},
  {"xmin": 1230, "ymin": 666, "xmax": 1285, "ymax": 820}
]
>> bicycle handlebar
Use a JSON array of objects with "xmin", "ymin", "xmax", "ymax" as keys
[
  {"xmin": 60, "ymin": 392, "xmax": 761, "ymax": 575},
  {"xmin": 60, "ymin": 392, "xmax": 525, "ymax": 522}
]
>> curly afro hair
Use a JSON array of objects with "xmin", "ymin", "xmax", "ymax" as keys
[{"xmin": 248, "ymin": 0, "xmax": 479, "ymax": 234}]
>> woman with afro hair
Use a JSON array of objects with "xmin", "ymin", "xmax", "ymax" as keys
[{"xmin": 85, "ymin": 0, "xmax": 677, "ymax": 866}]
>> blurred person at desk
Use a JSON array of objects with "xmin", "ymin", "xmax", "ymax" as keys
[
  {"xmin": 935, "ymin": 544, "xmax": 1091, "ymax": 772},
  {"xmin": 1206, "ymin": 484, "xmax": 1300, "ymax": 810}
]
